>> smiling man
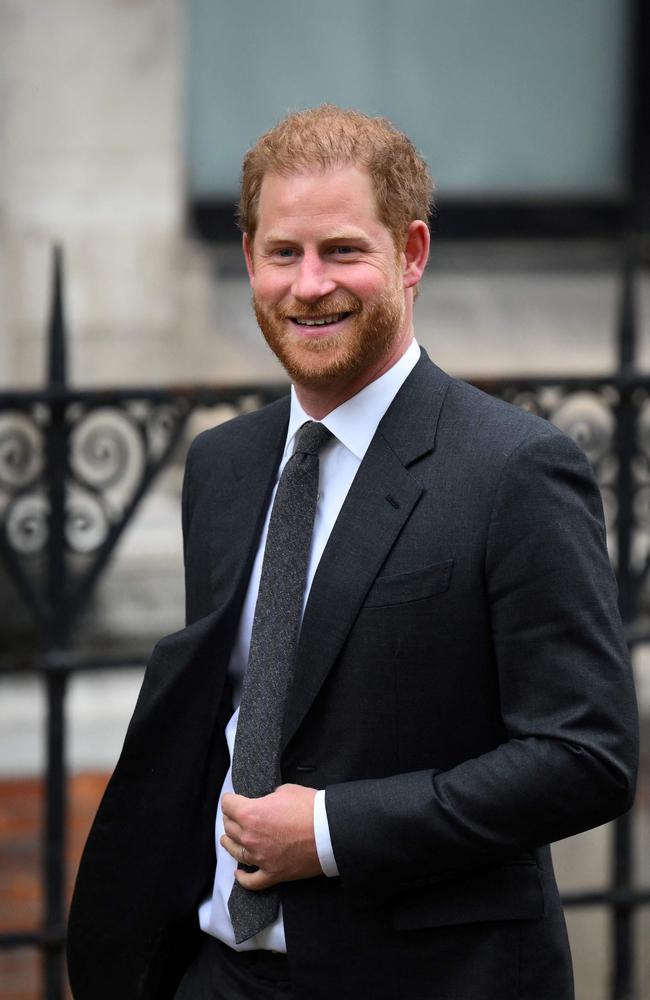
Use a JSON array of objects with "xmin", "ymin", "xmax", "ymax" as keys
[
  {"xmin": 68, "ymin": 107, "xmax": 638, "ymax": 1000},
  {"xmin": 244, "ymin": 164, "xmax": 420, "ymax": 417}
]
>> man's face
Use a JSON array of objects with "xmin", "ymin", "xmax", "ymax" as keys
[{"xmin": 244, "ymin": 166, "xmax": 410, "ymax": 394}]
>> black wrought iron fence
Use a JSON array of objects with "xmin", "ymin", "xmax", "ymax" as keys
[{"xmin": 0, "ymin": 247, "xmax": 648, "ymax": 1000}]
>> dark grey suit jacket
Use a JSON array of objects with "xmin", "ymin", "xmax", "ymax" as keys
[{"xmin": 67, "ymin": 352, "xmax": 638, "ymax": 1000}]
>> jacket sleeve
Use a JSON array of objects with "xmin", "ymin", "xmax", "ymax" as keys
[{"xmin": 324, "ymin": 429, "xmax": 638, "ymax": 895}]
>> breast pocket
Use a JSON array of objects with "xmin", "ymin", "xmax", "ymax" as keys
[{"xmin": 364, "ymin": 558, "xmax": 454, "ymax": 608}]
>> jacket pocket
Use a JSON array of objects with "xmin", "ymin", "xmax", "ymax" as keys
[
  {"xmin": 392, "ymin": 861, "xmax": 544, "ymax": 930},
  {"xmin": 364, "ymin": 559, "xmax": 454, "ymax": 608}
]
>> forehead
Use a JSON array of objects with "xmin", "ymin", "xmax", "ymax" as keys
[{"xmin": 255, "ymin": 165, "xmax": 385, "ymax": 238}]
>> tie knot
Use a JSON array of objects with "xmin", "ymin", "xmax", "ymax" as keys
[{"xmin": 294, "ymin": 421, "xmax": 332, "ymax": 456}]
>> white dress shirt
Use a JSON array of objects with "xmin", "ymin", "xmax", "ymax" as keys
[{"xmin": 198, "ymin": 339, "xmax": 421, "ymax": 952}]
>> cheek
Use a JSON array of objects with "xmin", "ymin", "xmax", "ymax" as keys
[
  {"xmin": 254, "ymin": 274, "xmax": 289, "ymax": 304},
  {"xmin": 344, "ymin": 270, "xmax": 389, "ymax": 300},
  {"xmin": 360, "ymin": 275, "xmax": 399, "ymax": 305}
]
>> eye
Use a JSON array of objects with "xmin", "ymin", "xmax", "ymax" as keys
[
  {"xmin": 331, "ymin": 245, "xmax": 357, "ymax": 256},
  {"xmin": 275, "ymin": 247, "xmax": 296, "ymax": 259}
]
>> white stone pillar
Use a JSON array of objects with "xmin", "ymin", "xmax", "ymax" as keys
[{"xmin": 0, "ymin": 0, "xmax": 188, "ymax": 386}]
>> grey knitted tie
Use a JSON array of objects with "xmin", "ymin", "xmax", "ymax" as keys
[{"xmin": 228, "ymin": 420, "xmax": 332, "ymax": 944}]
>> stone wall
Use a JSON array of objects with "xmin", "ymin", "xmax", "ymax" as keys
[{"xmin": 0, "ymin": 0, "xmax": 218, "ymax": 388}]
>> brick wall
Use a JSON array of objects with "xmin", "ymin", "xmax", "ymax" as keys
[{"xmin": 0, "ymin": 773, "xmax": 109, "ymax": 1000}]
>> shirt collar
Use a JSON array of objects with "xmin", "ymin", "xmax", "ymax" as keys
[{"xmin": 284, "ymin": 339, "xmax": 421, "ymax": 461}]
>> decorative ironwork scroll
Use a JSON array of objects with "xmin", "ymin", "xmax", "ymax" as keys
[{"xmin": 0, "ymin": 386, "xmax": 288, "ymax": 635}]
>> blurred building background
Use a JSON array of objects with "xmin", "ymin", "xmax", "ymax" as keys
[{"xmin": 0, "ymin": 1, "xmax": 648, "ymax": 998}]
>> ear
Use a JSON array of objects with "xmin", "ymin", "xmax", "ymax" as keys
[
  {"xmin": 401, "ymin": 220, "xmax": 430, "ymax": 289},
  {"xmin": 243, "ymin": 233, "xmax": 255, "ymax": 285}
]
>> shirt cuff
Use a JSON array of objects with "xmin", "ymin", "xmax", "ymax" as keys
[{"xmin": 313, "ymin": 789, "xmax": 340, "ymax": 877}]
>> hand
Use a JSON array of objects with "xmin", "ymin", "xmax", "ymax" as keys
[{"xmin": 221, "ymin": 784, "xmax": 322, "ymax": 891}]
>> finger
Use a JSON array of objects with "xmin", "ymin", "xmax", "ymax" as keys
[
  {"xmin": 235, "ymin": 867, "xmax": 276, "ymax": 891},
  {"xmin": 220, "ymin": 834, "xmax": 248, "ymax": 864},
  {"xmin": 222, "ymin": 817, "xmax": 243, "ymax": 841},
  {"xmin": 221, "ymin": 792, "xmax": 247, "ymax": 819}
]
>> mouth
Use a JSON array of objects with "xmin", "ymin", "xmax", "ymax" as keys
[{"xmin": 290, "ymin": 312, "xmax": 352, "ymax": 329}]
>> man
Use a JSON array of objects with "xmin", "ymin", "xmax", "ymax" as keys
[{"xmin": 68, "ymin": 106, "xmax": 638, "ymax": 1000}]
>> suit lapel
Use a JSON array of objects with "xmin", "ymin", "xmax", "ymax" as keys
[
  {"xmin": 206, "ymin": 399, "xmax": 289, "ymax": 617},
  {"xmin": 282, "ymin": 353, "xmax": 451, "ymax": 750}
]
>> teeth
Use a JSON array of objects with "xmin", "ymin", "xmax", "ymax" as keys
[{"xmin": 295, "ymin": 313, "xmax": 345, "ymax": 327}]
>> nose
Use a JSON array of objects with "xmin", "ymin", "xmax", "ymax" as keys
[{"xmin": 291, "ymin": 250, "xmax": 336, "ymax": 302}]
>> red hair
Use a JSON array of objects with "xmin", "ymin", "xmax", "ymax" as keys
[{"xmin": 239, "ymin": 105, "xmax": 434, "ymax": 249}]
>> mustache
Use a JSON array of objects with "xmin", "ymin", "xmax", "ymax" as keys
[{"xmin": 274, "ymin": 294, "xmax": 361, "ymax": 320}]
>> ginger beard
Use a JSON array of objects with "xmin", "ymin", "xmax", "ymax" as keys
[{"xmin": 252, "ymin": 279, "xmax": 407, "ymax": 390}]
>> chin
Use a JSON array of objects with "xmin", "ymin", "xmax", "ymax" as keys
[{"xmin": 272, "ymin": 342, "xmax": 356, "ymax": 388}]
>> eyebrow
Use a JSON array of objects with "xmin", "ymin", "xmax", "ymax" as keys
[{"xmin": 261, "ymin": 230, "xmax": 371, "ymax": 245}]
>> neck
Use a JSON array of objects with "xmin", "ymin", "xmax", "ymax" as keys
[{"xmin": 295, "ymin": 330, "xmax": 413, "ymax": 420}]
